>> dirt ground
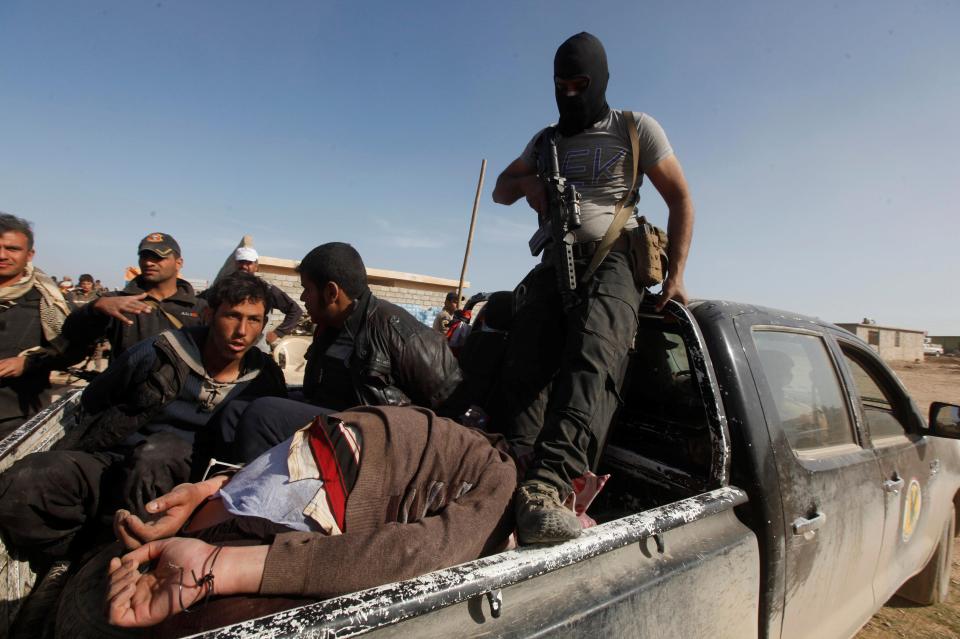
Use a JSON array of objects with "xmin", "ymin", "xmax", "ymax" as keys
[{"xmin": 856, "ymin": 356, "xmax": 960, "ymax": 639}]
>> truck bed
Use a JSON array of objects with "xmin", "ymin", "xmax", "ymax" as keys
[{"xmin": 193, "ymin": 487, "xmax": 756, "ymax": 639}]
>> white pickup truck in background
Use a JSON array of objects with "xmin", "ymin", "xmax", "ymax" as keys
[{"xmin": 924, "ymin": 337, "xmax": 945, "ymax": 357}]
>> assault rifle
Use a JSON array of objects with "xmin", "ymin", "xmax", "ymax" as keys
[{"xmin": 528, "ymin": 127, "xmax": 582, "ymax": 310}]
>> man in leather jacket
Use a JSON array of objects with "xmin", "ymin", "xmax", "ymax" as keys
[
  {"xmin": 221, "ymin": 242, "xmax": 465, "ymax": 463},
  {"xmin": 0, "ymin": 272, "xmax": 286, "ymax": 567}
]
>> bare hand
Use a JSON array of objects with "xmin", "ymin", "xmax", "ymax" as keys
[
  {"xmin": 0, "ymin": 356, "xmax": 26, "ymax": 379},
  {"xmin": 114, "ymin": 477, "xmax": 227, "ymax": 550},
  {"xmin": 93, "ymin": 294, "xmax": 152, "ymax": 326},
  {"xmin": 266, "ymin": 331, "xmax": 279, "ymax": 345},
  {"xmin": 107, "ymin": 538, "xmax": 218, "ymax": 627},
  {"xmin": 655, "ymin": 275, "xmax": 689, "ymax": 312},
  {"xmin": 523, "ymin": 176, "xmax": 548, "ymax": 216}
]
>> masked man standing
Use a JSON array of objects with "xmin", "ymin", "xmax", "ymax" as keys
[{"xmin": 492, "ymin": 32, "xmax": 695, "ymax": 543}]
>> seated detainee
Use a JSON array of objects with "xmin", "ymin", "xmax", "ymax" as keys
[
  {"xmin": 106, "ymin": 406, "xmax": 516, "ymax": 630},
  {"xmin": 0, "ymin": 272, "xmax": 286, "ymax": 567},
  {"xmin": 217, "ymin": 242, "xmax": 466, "ymax": 464}
]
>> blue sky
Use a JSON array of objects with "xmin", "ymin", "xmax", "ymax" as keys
[{"xmin": 1, "ymin": 0, "xmax": 958, "ymax": 333}]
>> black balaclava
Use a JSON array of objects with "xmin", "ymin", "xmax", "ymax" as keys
[{"xmin": 554, "ymin": 32, "xmax": 610, "ymax": 136}]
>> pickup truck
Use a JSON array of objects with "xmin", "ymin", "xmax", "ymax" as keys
[
  {"xmin": 1, "ymin": 299, "xmax": 959, "ymax": 639},
  {"xmin": 924, "ymin": 338, "xmax": 945, "ymax": 357}
]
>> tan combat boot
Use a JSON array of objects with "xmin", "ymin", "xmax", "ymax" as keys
[{"xmin": 515, "ymin": 479, "xmax": 582, "ymax": 544}]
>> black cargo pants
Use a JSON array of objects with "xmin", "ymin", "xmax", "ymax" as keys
[
  {"xmin": 499, "ymin": 250, "xmax": 642, "ymax": 495},
  {"xmin": 0, "ymin": 432, "xmax": 192, "ymax": 564}
]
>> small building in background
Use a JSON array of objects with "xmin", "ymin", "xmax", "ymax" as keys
[
  {"xmin": 256, "ymin": 255, "xmax": 465, "ymax": 328},
  {"xmin": 836, "ymin": 319, "xmax": 925, "ymax": 362}
]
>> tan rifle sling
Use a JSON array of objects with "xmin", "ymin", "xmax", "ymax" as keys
[{"xmin": 145, "ymin": 298, "xmax": 184, "ymax": 330}]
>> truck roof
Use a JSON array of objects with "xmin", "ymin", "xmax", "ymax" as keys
[{"xmin": 689, "ymin": 299, "xmax": 838, "ymax": 331}]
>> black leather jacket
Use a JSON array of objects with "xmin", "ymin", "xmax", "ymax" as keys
[{"xmin": 303, "ymin": 291, "xmax": 463, "ymax": 413}]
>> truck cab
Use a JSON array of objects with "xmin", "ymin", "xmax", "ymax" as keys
[{"xmin": 696, "ymin": 300, "xmax": 960, "ymax": 639}]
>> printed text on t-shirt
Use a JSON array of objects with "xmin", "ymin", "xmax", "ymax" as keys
[{"xmin": 561, "ymin": 146, "xmax": 628, "ymax": 188}]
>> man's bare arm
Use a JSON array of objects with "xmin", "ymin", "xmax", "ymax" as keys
[
  {"xmin": 492, "ymin": 157, "xmax": 547, "ymax": 214},
  {"xmin": 645, "ymin": 154, "xmax": 695, "ymax": 310},
  {"xmin": 107, "ymin": 538, "xmax": 269, "ymax": 627}
]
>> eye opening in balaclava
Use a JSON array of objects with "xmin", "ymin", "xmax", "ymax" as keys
[{"xmin": 554, "ymin": 32, "xmax": 610, "ymax": 136}]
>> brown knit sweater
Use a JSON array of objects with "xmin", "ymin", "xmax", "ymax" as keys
[{"xmin": 258, "ymin": 406, "xmax": 517, "ymax": 597}]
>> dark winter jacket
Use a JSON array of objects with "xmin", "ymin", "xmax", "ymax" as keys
[
  {"xmin": 0, "ymin": 288, "xmax": 55, "ymax": 424},
  {"xmin": 72, "ymin": 326, "xmax": 286, "ymax": 452},
  {"xmin": 58, "ymin": 277, "xmax": 206, "ymax": 365},
  {"xmin": 302, "ymin": 290, "xmax": 463, "ymax": 414}
]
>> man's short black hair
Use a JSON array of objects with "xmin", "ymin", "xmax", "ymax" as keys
[
  {"xmin": 79, "ymin": 273, "xmax": 94, "ymax": 283},
  {"xmin": 297, "ymin": 242, "xmax": 368, "ymax": 299},
  {"xmin": 0, "ymin": 213, "xmax": 35, "ymax": 250},
  {"xmin": 205, "ymin": 272, "xmax": 272, "ymax": 316}
]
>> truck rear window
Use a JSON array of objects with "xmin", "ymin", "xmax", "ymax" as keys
[{"xmin": 603, "ymin": 317, "xmax": 713, "ymax": 496}]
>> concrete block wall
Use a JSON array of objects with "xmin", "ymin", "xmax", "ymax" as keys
[
  {"xmin": 840, "ymin": 324, "xmax": 926, "ymax": 362},
  {"xmin": 256, "ymin": 270, "xmax": 306, "ymax": 333},
  {"xmin": 258, "ymin": 269, "xmax": 303, "ymax": 301},
  {"xmin": 256, "ymin": 263, "xmax": 457, "ymax": 328},
  {"xmin": 368, "ymin": 284, "xmax": 447, "ymax": 309}
]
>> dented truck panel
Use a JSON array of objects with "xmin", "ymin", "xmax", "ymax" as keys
[
  {"xmin": 354, "ymin": 508, "xmax": 758, "ymax": 639},
  {"xmin": 193, "ymin": 488, "xmax": 752, "ymax": 639}
]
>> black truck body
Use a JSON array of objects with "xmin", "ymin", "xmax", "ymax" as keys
[{"xmin": 1, "ymin": 298, "xmax": 958, "ymax": 639}]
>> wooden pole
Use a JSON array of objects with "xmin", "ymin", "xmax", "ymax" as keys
[{"xmin": 457, "ymin": 159, "xmax": 486, "ymax": 303}]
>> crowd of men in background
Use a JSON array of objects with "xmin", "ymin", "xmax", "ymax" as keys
[
  {"xmin": 0, "ymin": 211, "xmax": 515, "ymax": 634},
  {"xmin": 0, "ymin": 31, "xmax": 695, "ymax": 633},
  {"xmin": 54, "ymin": 274, "xmax": 108, "ymax": 308}
]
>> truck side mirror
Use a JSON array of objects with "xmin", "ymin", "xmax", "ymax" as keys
[{"xmin": 929, "ymin": 402, "xmax": 960, "ymax": 438}]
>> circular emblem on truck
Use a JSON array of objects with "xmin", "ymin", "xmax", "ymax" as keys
[{"xmin": 901, "ymin": 478, "xmax": 922, "ymax": 542}]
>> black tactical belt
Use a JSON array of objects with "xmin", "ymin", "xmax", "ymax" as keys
[{"xmin": 571, "ymin": 235, "xmax": 629, "ymax": 259}]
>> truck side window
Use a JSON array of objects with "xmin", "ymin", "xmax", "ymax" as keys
[
  {"xmin": 753, "ymin": 331, "xmax": 856, "ymax": 452},
  {"xmin": 841, "ymin": 350, "xmax": 908, "ymax": 440}
]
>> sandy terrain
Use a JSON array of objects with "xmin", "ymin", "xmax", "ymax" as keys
[{"xmin": 857, "ymin": 357, "xmax": 960, "ymax": 639}]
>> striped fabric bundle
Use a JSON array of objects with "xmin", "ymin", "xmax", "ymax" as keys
[{"xmin": 287, "ymin": 416, "xmax": 362, "ymax": 534}]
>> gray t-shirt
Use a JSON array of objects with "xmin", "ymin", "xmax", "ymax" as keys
[{"xmin": 520, "ymin": 109, "xmax": 674, "ymax": 243}]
